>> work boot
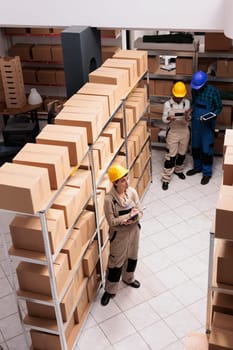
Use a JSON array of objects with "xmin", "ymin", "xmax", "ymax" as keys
[
  {"xmin": 201, "ymin": 176, "xmax": 211, "ymax": 185},
  {"xmin": 174, "ymin": 172, "xmax": 186, "ymax": 180},
  {"xmin": 123, "ymin": 279, "xmax": 141, "ymax": 288},
  {"xmin": 186, "ymin": 168, "xmax": 201, "ymax": 176},
  {"xmin": 162, "ymin": 182, "xmax": 169, "ymax": 190},
  {"xmin": 101, "ymin": 292, "xmax": 115, "ymax": 306}
]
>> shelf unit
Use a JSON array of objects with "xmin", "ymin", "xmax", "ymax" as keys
[
  {"xmin": 3, "ymin": 27, "xmax": 66, "ymax": 106},
  {"xmin": 134, "ymin": 37, "xmax": 199, "ymax": 149},
  {"xmin": 134, "ymin": 37, "xmax": 233, "ymax": 153},
  {"xmin": 0, "ymin": 58, "xmax": 151, "ymax": 349}
]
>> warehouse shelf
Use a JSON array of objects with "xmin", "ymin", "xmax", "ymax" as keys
[{"xmin": 0, "ymin": 49, "xmax": 152, "ymax": 350}]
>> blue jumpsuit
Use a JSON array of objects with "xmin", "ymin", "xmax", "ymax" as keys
[{"xmin": 191, "ymin": 84, "xmax": 222, "ymax": 177}]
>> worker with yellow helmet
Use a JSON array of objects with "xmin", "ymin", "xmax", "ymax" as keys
[
  {"xmin": 101, "ymin": 164, "xmax": 143, "ymax": 306},
  {"xmin": 161, "ymin": 81, "xmax": 192, "ymax": 190}
]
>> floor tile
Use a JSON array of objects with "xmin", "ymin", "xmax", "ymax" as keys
[
  {"xmin": 124, "ymin": 301, "xmax": 160, "ymax": 331},
  {"xmin": 99, "ymin": 313, "xmax": 136, "ymax": 344},
  {"xmin": 149, "ymin": 291, "xmax": 183, "ymax": 318},
  {"xmin": 165, "ymin": 308, "xmax": 201, "ymax": 338},
  {"xmin": 114, "ymin": 333, "xmax": 151, "ymax": 349},
  {"xmin": 139, "ymin": 320, "xmax": 178, "ymax": 350},
  {"xmin": 77, "ymin": 325, "xmax": 111, "ymax": 350}
]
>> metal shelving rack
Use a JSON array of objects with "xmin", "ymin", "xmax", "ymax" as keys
[
  {"xmin": 0, "ymin": 64, "xmax": 152, "ymax": 350},
  {"xmin": 133, "ymin": 37, "xmax": 199, "ymax": 149}
]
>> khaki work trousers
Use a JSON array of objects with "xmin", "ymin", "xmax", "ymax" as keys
[
  {"xmin": 162, "ymin": 127, "xmax": 190, "ymax": 183},
  {"xmin": 105, "ymin": 223, "xmax": 140, "ymax": 295}
]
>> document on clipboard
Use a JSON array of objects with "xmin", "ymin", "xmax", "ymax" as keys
[{"xmin": 200, "ymin": 112, "xmax": 216, "ymax": 121}]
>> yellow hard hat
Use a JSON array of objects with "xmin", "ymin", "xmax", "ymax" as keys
[
  {"xmin": 107, "ymin": 164, "xmax": 128, "ymax": 183},
  {"xmin": 172, "ymin": 81, "xmax": 187, "ymax": 98}
]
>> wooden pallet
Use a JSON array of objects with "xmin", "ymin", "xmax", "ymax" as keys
[{"xmin": 0, "ymin": 56, "xmax": 26, "ymax": 109}]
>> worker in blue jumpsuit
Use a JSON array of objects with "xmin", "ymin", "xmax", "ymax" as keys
[{"xmin": 186, "ymin": 71, "xmax": 222, "ymax": 185}]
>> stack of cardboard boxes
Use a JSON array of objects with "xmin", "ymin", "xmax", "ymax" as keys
[
  {"xmin": 208, "ymin": 129, "xmax": 233, "ymax": 349},
  {"xmin": 0, "ymin": 49, "xmax": 150, "ymax": 349}
]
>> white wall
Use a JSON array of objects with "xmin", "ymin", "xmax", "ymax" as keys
[{"xmin": 0, "ymin": 0, "xmax": 228, "ymax": 33}]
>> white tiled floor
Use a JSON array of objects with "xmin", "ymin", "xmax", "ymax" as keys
[{"xmin": 0, "ymin": 148, "xmax": 223, "ymax": 350}]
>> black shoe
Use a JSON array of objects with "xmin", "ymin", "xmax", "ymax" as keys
[
  {"xmin": 186, "ymin": 168, "xmax": 201, "ymax": 176},
  {"xmin": 174, "ymin": 172, "xmax": 186, "ymax": 180},
  {"xmin": 123, "ymin": 279, "xmax": 141, "ymax": 288},
  {"xmin": 162, "ymin": 182, "xmax": 169, "ymax": 190},
  {"xmin": 201, "ymin": 176, "xmax": 211, "ymax": 185},
  {"xmin": 101, "ymin": 292, "xmax": 115, "ymax": 306}
]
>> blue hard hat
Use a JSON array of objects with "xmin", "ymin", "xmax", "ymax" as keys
[{"xmin": 191, "ymin": 71, "xmax": 208, "ymax": 89}]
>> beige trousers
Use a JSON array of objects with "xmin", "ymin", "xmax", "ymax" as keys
[{"xmin": 162, "ymin": 127, "xmax": 190, "ymax": 183}]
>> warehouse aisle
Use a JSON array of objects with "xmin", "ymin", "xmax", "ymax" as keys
[{"xmin": 0, "ymin": 148, "xmax": 223, "ymax": 350}]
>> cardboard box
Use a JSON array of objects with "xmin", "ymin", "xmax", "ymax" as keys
[
  {"xmin": 99, "ymin": 218, "xmax": 109, "ymax": 246},
  {"xmin": 30, "ymin": 312, "xmax": 78, "ymax": 350},
  {"xmin": 51, "ymin": 45, "xmax": 63, "ymax": 62},
  {"xmin": 52, "ymin": 186, "xmax": 83, "ymax": 228},
  {"xmin": 86, "ymin": 190, "xmax": 105, "ymax": 222},
  {"xmin": 87, "ymin": 269, "xmax": 99, "ymax": 302},
  {"xmin": 93, "ymin": 138, "xmax": 108, "ymax": 169},
  {"xmin": 36, "ymin": 124, "xmax": 88, "ymax": 167},
  {"xmin": 67, "ymin": 169, "xmax": 92, "ymax": 202},
  {"xmin": 74, "ymin": 210, "xmax": 96, "ymax": 247},
  {"xmin": 9, "ymin": 43, "xmax": 33, "ymax": 60},
  {"xmin": 217, "ymin": 59, "xmax": 233, "ymax": 77},
  {"xmin": 79, "ymin": 149, "xmax": 100, "ymax": 177},
  {"xmin": 67, "ymin": 93, "xmax": 109, "ymax": 122},
  {"xmin": 32, "ymin": 44, "xmax": 52, "ymax": 61},
  {"xmin": 176, "ymin": 57, "xmax": 193, "ymax": 75},
  {"xmin": 205, "ymin": 33, "xmax": 232, "ymax": 51},
  {"xmin": 75, "ymin": 286, "xmax": 89, "ymax": 322},
  {"xmin": 10, "ymin": 208, "xmax": 66, "ymax": 254},
  {"xmin": 102, "ymin": 57, "xmax": 138, "ymax": 86},
  {"xmin": 89, "ymin": 66, "xmax": 129, "ymax": 98},
  {"xmin": 0, "ymin": 162, "xmax": 51, "ymax": 214},
  {"xmin": 223, "ymin": 147, "xmax": 233, "ymax": 185},
  {"xmin": 102, "ymin": 121, "xmax": 122, "ymax": 153},
  {"xmin": 61, "ymin": 228, "xmax": 83, "ymax": 269},
  {"xmin": 113, "ymin": 108, "xmax": 134, "ymax": 137},
  {"xmin": 55, "ymin": 69, "xmax": 66, "ymax": 85},
  {"xmin": 30, "ymin": 28, "xmax": 52, "ymax": 34},
  {"xmin": 216, "ymin": 240, "xmax": 233, "ymax": 285},
  {"xmin": 37, "ymin": 68, "xmax": 56, "ymax": 84},
  {"xmin": 113, "ymin": 49, "xmax": 148, "ymax": 77},
  {"xmin": 212, "ymin": 292, "xmax": 233, "ymax": 316},
  {"xmin": 209, "ymin": 312, "xmax": 233, "ymax": 349},
  {"xmin": 148, "ymin": 56, "xmax": 160, "ymax": 73},
  {"xmin": 215, "ymin": 185, "xmax": 233, "ymax": 239},
  {"xmin": 83, "ymin": 240, "xmax": 99, "ymax": 277},
  {"xmin": 214, "ymin": 131, "xmax": 225, "ymax": 155},
  {"xmin": 101, "ymin": 46, "xmax": 121, "ymax": 63},
  {"xmin": 13, "ymin": 142, "xmax": 70, "ymax": 190},
  {"xmin": 17, "ymin": 253, "xmax": 69, "ymax": 296},
  {"xmin": 55, "ymin": 110, "xmax": 100, "ymax": 145},
  {"xmin": 218, "ymin": 105, "xmax": 232, "ymax": 127},
  {"xmin": 154, "ymin": 79, "xmax": 173, "ymax": 96},
  {"xmin": 224, "ymin": 129, "xmax": 233, "ymax": 154},
  {"xmin": 63, "ymin": 98, "xmax": 106, "ymax": 124},
  {"xmin": 97, "ymin": 174, "xmax": 112, "ymax": 194},
  {"xmin": 100, "ymin": 29, "xmax": 121, "ymax": 38},
  {"xmin": 23, "ymin": 67, "xmax": 38, "ymax": 84},
  {"xmin": 77, "ymin": 82, "xmax": 119, "ymax": 115}
]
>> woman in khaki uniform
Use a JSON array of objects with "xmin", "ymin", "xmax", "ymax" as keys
[
  {"xmin": 161, "ymin": 81, "xmax": 192, "ymax": 190},
  {"xmin": 101, "ymin": 164, "xmax": 143, "ymax": 306}
]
